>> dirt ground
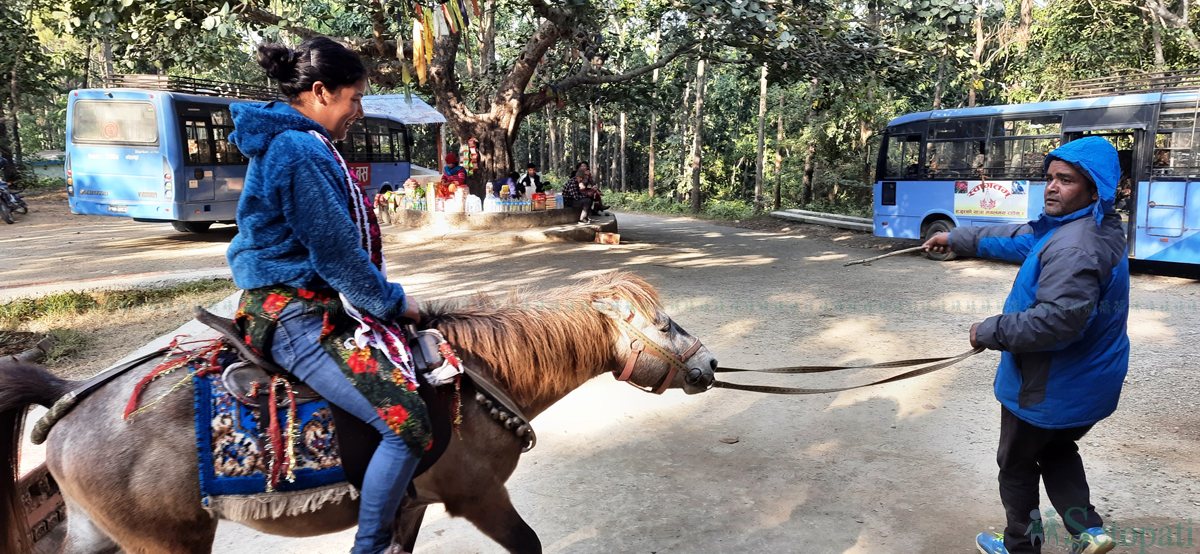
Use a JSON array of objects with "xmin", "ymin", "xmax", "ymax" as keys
[{"xmin": 8, "ymin": 199, "xmax": 1200, "ymax": 553}]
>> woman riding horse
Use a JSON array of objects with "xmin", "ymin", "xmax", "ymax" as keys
[{"xmin": 226, "ymin": 37, "xmax": 429, "ymax": 554}]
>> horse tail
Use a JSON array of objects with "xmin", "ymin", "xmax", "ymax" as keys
[{"xmin": 0, "ymin": 363, "xmax": 72, "ymax": 554}]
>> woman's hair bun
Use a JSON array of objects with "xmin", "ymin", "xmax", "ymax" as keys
[
  {"xmin": 257, "ymin": 43, "xmax": 298, "ymax": 82},
  {"xmin": 258, "ymin": 37, "xmax": 366, "ymax": 101}
]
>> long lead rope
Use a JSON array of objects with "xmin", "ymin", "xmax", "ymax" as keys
[{"xmin": 712, "ymin": 346, "xmax": 984, "ymax": 395}]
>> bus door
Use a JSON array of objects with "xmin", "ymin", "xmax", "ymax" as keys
[{"xmin": 180, "ymin": 111, "xmax": 217, "ymax": 204}]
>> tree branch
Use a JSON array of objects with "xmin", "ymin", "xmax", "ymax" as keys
[
  {"xmin": 1144, "ymin": 0, "xmax": 1200, "ymax": 53},
  {"xmin": 234, "ymin": 4, "xmax": 320, "ymax": 39},
  {"xmin": 554, "ymin": 42, "xmax": 697, "ymax": 90},
  {"xmin": 368, "ymin": 0, "xmax": 390, "ymax": 58}
]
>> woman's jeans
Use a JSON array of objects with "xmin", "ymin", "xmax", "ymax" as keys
[{"xmin": 271, "ymin": 303, "xmax": 420, "ymax": 554}]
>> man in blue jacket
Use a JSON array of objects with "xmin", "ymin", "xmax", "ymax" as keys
[{"xmin": 924, "ymin": 137, "xmax": 1129, "ymax": 554}]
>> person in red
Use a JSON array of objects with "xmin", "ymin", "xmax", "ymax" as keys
[{"xmin": 439, "ymin": 153, "xmax": 466, "ymax": 197}]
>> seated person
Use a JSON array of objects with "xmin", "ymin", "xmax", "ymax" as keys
[
  {"xmin": 499, "ymin": 171, "xmax": 523, "ymax": 198},
  {"xmin": 562, "ymin": 170, "xmax": 592, "ymax": 224},
  {"xmin": 518, "ymin": 163, "xmax": 544, "ymax": 193},
  {"xmin": 1114, "ymin": 177, "xmax": 1133, "ymax": 211},
  {"xmin": 579, "ymin": 175, "xmax": 609, "ymax": 214}
]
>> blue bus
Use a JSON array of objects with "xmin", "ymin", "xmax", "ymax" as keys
[
  {"xmin": 874, "ymin": 90, "xmax": 1200, "ymax": 265},
  {"xmin": 66, "ymin": 76, "xmax": 413, "ymax": 232}
]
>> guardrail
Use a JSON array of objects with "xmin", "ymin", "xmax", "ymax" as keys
[
  {"xmin": 103, "ymin": 74, "xmax": 281, "ymax": 101},
  {"xmin": 1065, "ymin": 68, "xmax": 1200, "ymax": 98}
]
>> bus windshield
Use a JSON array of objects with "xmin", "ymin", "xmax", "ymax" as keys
[{"xmin": 72, "ymin": 101, "xmax": 159, "ymax": 145}]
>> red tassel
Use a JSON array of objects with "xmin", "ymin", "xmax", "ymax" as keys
[
  {"xmin": 470, "ymin": 0, "xmax": 480, "ymax": 17},
  {"xmin": 267, "ymin": 376, "xmax": 284, "ymax": 490}
]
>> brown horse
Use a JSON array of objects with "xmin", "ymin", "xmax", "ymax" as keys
[{"xmin": 0, "ymin": 272, "xmax": 717, "ymax": 554}]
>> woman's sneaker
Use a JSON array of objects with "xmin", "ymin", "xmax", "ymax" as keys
[
  {"xmin": 976, "ymin": 532, "xmax": 1009, "ymax": 554},
  {"xmin": 1068, "ymin": 527, "xmax": 1115, "ymax": 554}
]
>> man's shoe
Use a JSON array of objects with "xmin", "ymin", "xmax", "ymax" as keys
[
  {"xmin": 1068, "ymin": 527, "xmax": 1115, "ymax": 554},
  {"xmin": 976, "ymin": 532, "xmax": 1009, "ymax": 554}
]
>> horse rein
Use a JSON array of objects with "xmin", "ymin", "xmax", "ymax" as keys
[
  {"xmin": 612, "ymin": 313, "xmax": 703, "ymax": 395},
  {"xmin": 711, "ymin": 346, "xmax": 985, "ymax": 395}
]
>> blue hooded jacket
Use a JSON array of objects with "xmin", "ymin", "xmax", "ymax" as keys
[
  {"xmin": 226, "ymin": 102, "xmax": 406, "ymax": 320},
  {"xmin": 949, "ymin": 136, "xmax": 1130, "ymax": 429}
]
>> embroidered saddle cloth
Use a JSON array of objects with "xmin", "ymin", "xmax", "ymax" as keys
[{"xmin": 194, "ymin": 365, "xmax": 357, "ymax": 521}]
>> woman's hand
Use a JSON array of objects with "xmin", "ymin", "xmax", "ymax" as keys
[{"xmin": 402, "ymin": 295, "xmax": 421, "ymax": 323}]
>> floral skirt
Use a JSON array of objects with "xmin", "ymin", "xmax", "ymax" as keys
[{"xmin": 235, "ymin": 287, "xmax": 433, "ymax": 454}]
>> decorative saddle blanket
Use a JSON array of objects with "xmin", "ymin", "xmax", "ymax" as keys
[{"xmin": 193, "ymin": 371, "xmax": 357, "ymax": 521}]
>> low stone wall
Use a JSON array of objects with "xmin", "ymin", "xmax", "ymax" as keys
[{"xmin": 382, "ymin": 207, "xmax": 580, "ymax": 230}]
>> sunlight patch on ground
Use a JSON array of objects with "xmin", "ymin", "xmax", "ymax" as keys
[
  {"xmin": 1127, "ymin": 309, "xmax": 1177, "ymax": 346},
  {"xmin": 543, "ymin": 526, "xmax": 601, "ymax": 553},
  {"xmin": 711, "ymin": 319, "xmax": 760, "ymax": 350},
  {"xmin": 804, "ymin": 253, "xmax": 850, "ymax": 262}
]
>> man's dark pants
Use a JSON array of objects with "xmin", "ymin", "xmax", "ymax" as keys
[{"xmin": 999, "ymin": 406, "xmax": 1103, "ymax": 553}]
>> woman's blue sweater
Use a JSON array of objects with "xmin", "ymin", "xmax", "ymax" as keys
[{"xmin": 226, "ymin": 102, "xmax": 406, "ymax": 321}]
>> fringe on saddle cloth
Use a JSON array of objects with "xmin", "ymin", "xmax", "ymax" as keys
[{"xmin": 235, "ymin": 287, "xmax": 434, "ymax": 454}]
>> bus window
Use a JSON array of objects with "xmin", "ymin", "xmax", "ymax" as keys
[
  {"xmin": 72, "ymin": 101, "xmax": 159, "ymax": 145},
  {"xmin": 884, "ymin": 134, "xmax": 921, "ymax": 178},
  {"xmin": 184, "ymin": 120, "xmax": 214, "ymax": 165},
  {"xmin": 1153, "ymin": 103, "xmax": 1200, "ymax": 177},
  {"xmin": 987, "ymin": 115, "xmax": 1061, "ymax": 179},
  {"xmin": 390, "ymin": 130, "xmax": 410, "ymax": 162},
  {"xmin": 926, "ymin": 119, "xmax": 987, "ymax": 178},
  {"xmin": 209, "ymin": 108, "xmax": 247, "ymax": 165}
]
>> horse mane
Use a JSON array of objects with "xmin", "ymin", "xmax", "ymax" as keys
[{"xmin": 423, "ymin": 272, "xmax": 663, "ymax": 405}]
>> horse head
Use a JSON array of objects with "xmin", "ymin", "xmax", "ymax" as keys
[{"xmin": 592, "ymin": 295, "xmax": 717, "ymax": 396}]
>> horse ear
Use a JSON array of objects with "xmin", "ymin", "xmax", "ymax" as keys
[{"xmin": 592, "ymin": 299, "xmax": 631, "ymax": 320}]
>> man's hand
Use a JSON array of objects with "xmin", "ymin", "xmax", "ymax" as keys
[
  {"xmin": 402, "ymin": 295, "xmax": 421, "ymax": 323},
  {"xmin": 923, "ymin": 232, "xmax": 951, "ymax": 254},
  {"xmin": 970, "ymin": 322, "xmax": 980, "ymax": 348}
]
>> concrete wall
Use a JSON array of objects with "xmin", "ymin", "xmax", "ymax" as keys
[{"xmin": 382, "ymin": 207, "xmax": 581, "ymax": 230}]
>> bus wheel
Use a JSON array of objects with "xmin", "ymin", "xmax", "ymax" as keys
[
  {"xmin": 171, "ymin": 221, "xmax": 212, "ymax": 233},
  {"xmin": 923, "ymin": 220, "xmax": 957, "ymax": 262}
]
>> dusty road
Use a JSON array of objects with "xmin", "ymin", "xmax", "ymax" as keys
[{"xmin": 8, "ymin": 190, "xmax": 1200, "ymax": 553}]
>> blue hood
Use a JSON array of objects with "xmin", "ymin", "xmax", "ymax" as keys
[
  {"xmin": 1042, "ymin": 136, "xmax": 1119, "ymax": 226},
  {"xmin": 229, "ymin": 102, "xmax": 328, "ymax": 158}
]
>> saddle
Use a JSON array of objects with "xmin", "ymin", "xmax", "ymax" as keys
[
  {"xmin": 192, "ymin": 308, "xmax": 321, "ymax": 408},
  {"xmin": 192, "ymin": 307, "xmax": 451, "ymax": 489}
]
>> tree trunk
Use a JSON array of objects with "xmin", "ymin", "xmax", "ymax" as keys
[
  {"xmin": 607, "ymin": 129, "xmax": 616, "ymax": 190},
  {"xmin": 933, "ymin": 55, "xmax": 945, "ymax": 109},
  {"xmin": 0, "ymin": 101, "xmax": 11, "ymax": 183},
  {"xmin": 589, "ymin": 104, "xmax": 597, "ymax": 177},
  {"xmin": 103, "ymin": 38, "xmax": 114, "ymax": 82},
  {"xmin": 801, "ymin": 80, "xmax": 818, "ymax": 206},
  {"xmin": 620, "ymin": 112, "xmax": 626, "ymax": 192},
  {"xmin": 689, "ymin": 57, "xmax": 707, "ymax": 213},
  {"xmin": 11, "ymin": 34, "xmax": 23, "ymax": 166},
  {"xmin": 1152, "ymin": 13, "xmax": 1165, "ymax": 69},
  {"xmin": 1016, "ymin": 0, "xmax": 1033, "ymax": 52},
  {"xmin": 969, "ymin": 0, "xmax": 984, "ymax": 108},
  {"xmin": 755, "ymin": 64, "xmax": 767, "ymax": 212},
  {"xmin": 648, "ymin": 112, "xmax": 656, "ymax": 196},
  {"xmin": 84, "ymin": 40, "xmax": 92, "ymax": 89},
  {"xmin": 480, "ymin": 0, "xmax": 496, "ymax": 75},
  {"xmin": 773, "ymin": 92, "xmax": 783, "ymax": 210},
  {"xmin": 679, "ymin": 80, "xmax": 692, "ymax": 188}
]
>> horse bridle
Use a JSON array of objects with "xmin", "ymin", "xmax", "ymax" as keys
[{"xmin": 612, "ymin": 312, "xmax": 704, "ymax": 394}]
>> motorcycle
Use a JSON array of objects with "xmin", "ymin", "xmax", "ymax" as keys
[{"xmin": 0, "ymin": 180, "xmax": 29, "ymax": 224}]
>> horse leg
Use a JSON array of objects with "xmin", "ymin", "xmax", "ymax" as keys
[
  {"xmin": 393, "ymin": 499, "xmax": 427, "ymax": 553},
  {"xmin": 58, "ymin": 497, "xmax": 120, "ymax": 554},
  {"xmin": 445, "ymin": 486, "xmax": 541, "ymax": 554}
]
